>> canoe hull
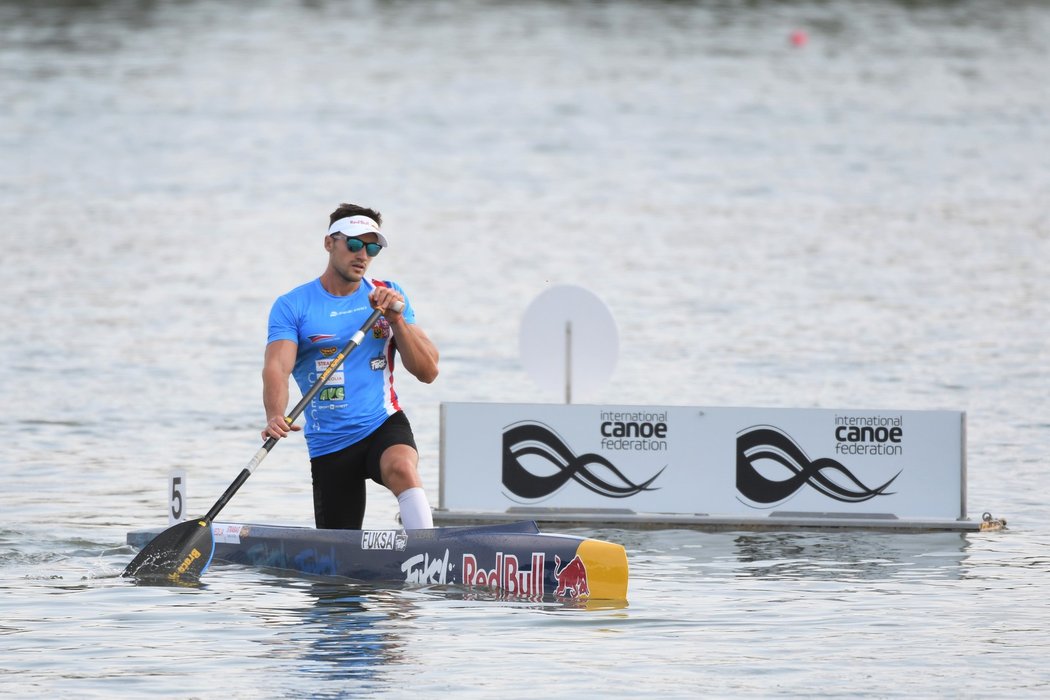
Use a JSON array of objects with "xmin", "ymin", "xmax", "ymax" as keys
[{"xmin": 128, "ymin": 520, "xmax": 628, "ymax": 602}]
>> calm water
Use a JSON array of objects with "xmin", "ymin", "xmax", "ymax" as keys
[{"xmin": 2, "ymin": 0, "xmax": 1049, "ymax": 697}]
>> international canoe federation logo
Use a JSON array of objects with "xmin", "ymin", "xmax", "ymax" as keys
[
  {"xmin": 736, "ymin": 426, "xmax": 901, "ymax": 507},
  {"xmin": 502, "ymin": 421, "xmax": 664, "ymax": 501}
]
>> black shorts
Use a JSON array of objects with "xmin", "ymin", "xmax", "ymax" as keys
[{"xmin": 309, "ymin": 411, "xmax": 417, "ymax": 530}]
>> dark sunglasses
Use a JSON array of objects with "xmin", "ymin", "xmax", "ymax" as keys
[{"xmin": 332, "ymin": 234, "xmax": 382, "ymax": 257}]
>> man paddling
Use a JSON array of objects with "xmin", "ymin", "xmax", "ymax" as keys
[{"xmin": 261, "ymin": 203, "xmax": 439, "ymax": 530}]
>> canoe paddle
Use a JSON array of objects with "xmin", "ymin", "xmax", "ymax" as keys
[{"xmin": 123, "ymin": 301, "xmax": 402, "ymax": 584}]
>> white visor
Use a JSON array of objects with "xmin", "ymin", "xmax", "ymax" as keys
[{"xmin": 328, "ymin": 215, "xmax": 388, "ymax": 248}]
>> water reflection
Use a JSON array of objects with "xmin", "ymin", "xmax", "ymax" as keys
[
  {"xmin": 619, "ymin": 529, "xmax": 973, "ymax": 583},
  {"xmin": 426, "ymin": 580, "xmax": 629, "ymax": 611},
  {"xmin": 247, "ymin": 578, "xmax": 409, "ymax": 688},
  {"xmin": 727, "ymin": 530, "xmax": 971, "ymax": 581}
]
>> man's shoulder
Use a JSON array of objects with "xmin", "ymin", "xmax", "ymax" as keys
[
  {"xmin": 276, "ymin": 278, "xmax": 321, "ymax": 301},
  {"xmin": 269, "ymin": 280, "xmax": 321, "ymax": 324}
]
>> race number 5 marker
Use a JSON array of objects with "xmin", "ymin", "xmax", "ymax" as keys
[{"xmin": 168, "ymin": 469, "xmax": 187, "ymax": 525}]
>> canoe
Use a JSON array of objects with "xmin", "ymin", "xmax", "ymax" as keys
[{"xmin": 127, "ymin": 520, "xmax": 629, "ymax": 602}]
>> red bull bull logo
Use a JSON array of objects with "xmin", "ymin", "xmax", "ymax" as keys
[{"xmin": 553, "ymin": 554, "xmax": 589, "ymax": 599}]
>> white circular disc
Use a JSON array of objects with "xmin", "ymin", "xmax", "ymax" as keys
[{"xmin": 519, "ymin": 285, "xmax": 618, "ymax": 402}]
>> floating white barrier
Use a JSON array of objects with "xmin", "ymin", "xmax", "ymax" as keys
[{"xmin": 435, "ymin": 402, "xmax": 1001, "ymax": 532}]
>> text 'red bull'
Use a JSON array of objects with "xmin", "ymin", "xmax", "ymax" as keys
[{"xmin": 462, "ymin": 552, "xmax": 545, "ymax": 598}]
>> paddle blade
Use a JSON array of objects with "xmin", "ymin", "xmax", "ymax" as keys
[{"xmin": 123, "ymin": 519, "xmax": 216, "ymax": 584}]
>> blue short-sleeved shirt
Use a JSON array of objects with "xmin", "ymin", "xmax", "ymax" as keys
[{"xmin": 267, "ymin": 277, "xmax": 416, "ymax": 458}]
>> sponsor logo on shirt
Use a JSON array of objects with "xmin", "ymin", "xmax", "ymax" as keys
[
  {"xmin": 319, "ymin": 386, "xmax": 344, "ymax": 401},
  {"xmin": 330, "ymin": 306, "xmax": 369, "ymax": 318},
  {"xmin": 372, "ymin": 318, "xmax": 391, "ymax": 339}
]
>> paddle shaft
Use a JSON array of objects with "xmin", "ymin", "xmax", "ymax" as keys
[{"xmin": 202, "ymin": 303, "xmax": 398, "ymax": 523}]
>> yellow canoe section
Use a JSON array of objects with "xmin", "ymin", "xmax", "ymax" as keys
[{"xmin": 576, "ymin": 538, "xmax": 630, "ymax": 602}]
